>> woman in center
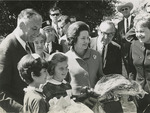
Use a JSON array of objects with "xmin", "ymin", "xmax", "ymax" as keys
[{"xmin": 65, "ymin": 21, "xmax": 104, "ymax": 108}]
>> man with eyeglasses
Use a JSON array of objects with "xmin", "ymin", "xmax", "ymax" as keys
[
  {"xmin": 49, "ymin": 6, "xmax": 62, "ymax": 36},
  {"xmin": 90, "ymin": 20, "xmax": 123, "ymax": 113}
]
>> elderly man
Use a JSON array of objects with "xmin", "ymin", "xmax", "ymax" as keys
[
  {"xmin": 90, "ymin": 20, "xmax": 123, "ymax": 113},
  {"xmin": 90, "ymin": 20, "xmax": 122, "ymax": 75},
  {"xmin": 0, "ymin": 8, "xmax": 42, "ymax": 112},
  {"xmin": 114, "ymin": 2, "xmax": 135, "ymax": 79}
]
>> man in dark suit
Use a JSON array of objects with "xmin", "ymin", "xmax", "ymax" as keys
[
  {"xmin": 0, "ymin": 8, "xmax": 42, "ymax": 112},
  {"xmin": 43, "ymin": 25, "xmax": 62, "ymax": 54},
  {"xmin": 90, "ymin": 20, "xmax": 123, "ymax": 113},
  {"xmin": 90, "ymin": 20, "xmax": 122, "ymax": 75},
  {"xmin": 114, "ymin": 2, "xmax": 135, "ymax": 78}
]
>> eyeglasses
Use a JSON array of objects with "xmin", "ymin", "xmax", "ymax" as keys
[
  {"xmin": 121, "ymin": 7, "xmax": 129, "ymax": 12},
  {"xmin": 50, "ymin": 13, "xmax": 60, "ymax": 16},
  {"xmin": 100, "ymin": 31, "xmax": 115, "ymax": 37}
]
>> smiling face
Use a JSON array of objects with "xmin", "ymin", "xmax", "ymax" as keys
[
  {"xmin": 74, "ymin": 30, "xmax": 89, "ymax": 52},
  {"xmin": 33, "ymin": 34, "xmax": 45, "ymax": 55},
  {"xmin": 53, "ymin": 61, "xmax": 68, "ymax": 82},
  {"xmin": 98, "ymin": 22, "xmax": 115, "ymax": 45},
  {"xmin": 135, "ymin": 21, "xmax": 150, "ymax": 43},
  {"xmin": 35, "ymin": 68, "xmax": 49, "ymax": 85},
  {"xmin": 23, "ymin": 17, "xmax": 42, "ymax": 42}
]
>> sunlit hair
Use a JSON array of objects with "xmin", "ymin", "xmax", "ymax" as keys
[
  {"xmin": 17, "ymin": 8, "xmax": 42, "ymax": 25},
  {"xmin": 66, "ymin": 21, "xmax": 90, "ymax": 46},
  {"xmin": 38, "ymin": 28, "xmax": 47, "ymax": 42},
  {"xmin": 17, "ymin": 54, "xmax": 48, "ymax": 84},
  {"xmin": 47, "ymin": 52, "xmax": 68, "ymax": 75},
  {"xmin": 49, "ymin": 6, "xmax": 61, "ymax": 14},
  {"xmin": 134, "ymin": 11, "xmax": 150, "ymax": 29},
  {"xmin": 98, "ymin": 20, "xmax": 116, "ymax": 32}
]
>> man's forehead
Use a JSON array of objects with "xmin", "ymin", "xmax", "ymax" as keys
[{"xmin": 100, "ymin": 23, "xmax": 115, "ymax": 31}]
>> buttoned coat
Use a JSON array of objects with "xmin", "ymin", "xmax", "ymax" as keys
[
  {"xmin": 90, "ymin": 37, "xmax": 122, "ymax": 75},
  {"xmin": 0, "ymin": 32, "xmax": 28, "ymax": 112},
  {"xmin": 65, "ymin": 48, "xmax": 103, "ymax": 95},
  {"xmin": 129, "ymin": 40, "xmax": 150, "ymax": 93}
]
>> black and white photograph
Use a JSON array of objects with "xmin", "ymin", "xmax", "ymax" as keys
[{"xmin": 0, "ymin": 0, "xmax": 150, "ymax": 113}]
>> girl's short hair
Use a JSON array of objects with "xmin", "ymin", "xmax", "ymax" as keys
[
  {"xmin": 17, "ymin": 54, "xmax": 48, "ymax": 84},
  {"xmin": 66, "ymin": 21, "xmax": 90, "ymax": 46},
  {"xmin": 48, "ymin": 52, "xmax": 68, "ymax": 75}
]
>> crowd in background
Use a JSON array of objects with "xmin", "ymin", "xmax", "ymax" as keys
[{"xmin": 0, "ymin": 1, "xmax": 150, "ymax": 113}]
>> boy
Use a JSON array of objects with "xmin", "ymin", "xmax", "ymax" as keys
[{"xmin": 17, "ymin": 53, "xmax": 49, "ymax": 113}]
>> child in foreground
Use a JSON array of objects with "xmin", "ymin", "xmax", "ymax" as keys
[
  {"xmin": 41, "ymin": 52, "xmax": 72, "ymax": 102},
  {"xmin": 17, "ymin": 53, "xmax": 49, "ymax": 113}
]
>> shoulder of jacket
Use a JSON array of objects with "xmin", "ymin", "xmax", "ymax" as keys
[{"xmin": 111, "ymin": 41, "xmax": 121, "ymax": 48}]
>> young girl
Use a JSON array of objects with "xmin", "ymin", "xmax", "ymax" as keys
[
  {"xmin": 33, "ymin": 28, "xmax": 50, "ymax": 61},
  {"xmin": 17, "ymin": 53, "xmax": 49, "ymax": 113},
  {"xmin": 41, "ymin": 52, "xmax": 72, "ymax": 102}
]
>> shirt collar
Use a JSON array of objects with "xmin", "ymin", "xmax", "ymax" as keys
[
  {"xmin": 124, "ymin": 15, "xmax": 131, "ymax": 20},
  {"xmin": 46, "ymin": 79, "xmax": 67, "ymax": 85},
  {"xmin": 13, "ymin": 31, "xmax": 26, "ymax": 50},
  {"xmin": 70, "ymin": 47, "xmax": 91, "ymax": 59},
  {"xmin": 23, "ymin": 86, "xmax": 43, "ymax": 92}
]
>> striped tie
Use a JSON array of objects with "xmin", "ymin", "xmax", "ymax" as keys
[{"xmin": 25, "ymin": 42, "xmax": 31, "ymax": 54}]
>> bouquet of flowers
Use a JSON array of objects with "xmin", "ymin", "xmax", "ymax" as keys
[
  {"xmin": 94, "ymin": 74, "xmax": 148, "ymax": 100},
  {"xmin": 48, "ymin": 96, "xmax": 94, "ymax": 113}
]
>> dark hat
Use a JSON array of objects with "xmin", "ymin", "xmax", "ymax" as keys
[{"xmin": 117, "ymin": 2, "xmax": 133, "ymax": 12}]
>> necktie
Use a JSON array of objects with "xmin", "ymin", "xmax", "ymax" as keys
[
  {"xmin": 102, "ymin": 46, "xmax": 105, "ymax": 68},
  {"xmin": 46, "ymin": 43, "xmax": 49, "ymax": 53},
  {"xmin": 25, "ymin": 42, "xmax": 31, "ymax": 54},
  {"xmin": 126, "ymin": 18, "xmax": 129, "ymax": 33}
]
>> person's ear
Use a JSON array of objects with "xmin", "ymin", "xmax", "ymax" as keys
[
  {"xmin": 98, "ymin": 30, "xmax": 101, "ymax": 36},
  {"xmin": 19, "ymin": 22, "xmax": 26, "ymax": 31},
  {"xmin": 31, "ymin": 72, "xmax": 36, "ymax": 80}
]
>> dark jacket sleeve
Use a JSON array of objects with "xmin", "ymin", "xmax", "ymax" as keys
[{"xmin": 0, "ymin": 46, "xmax": 23, "ymax": 112}]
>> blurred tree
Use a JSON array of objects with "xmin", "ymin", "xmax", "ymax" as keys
[{"xmin": 0, "ymin": 0, "xmax": 117, "ymax": 37}]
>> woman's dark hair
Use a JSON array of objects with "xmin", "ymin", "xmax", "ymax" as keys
[
  {"xmin": 66, "ymin": 21, "xmax": 90, "ymax": 46},
  {"xmin": 17, "ymin": 54, "xmax": 48, "ymax": 84},
  {"xmin": 48, "ymin": 52, "xmax": 68, "ymax": 75}
]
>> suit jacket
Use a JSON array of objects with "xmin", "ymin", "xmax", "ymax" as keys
[
  {"xmin": 90, "ymin": 37, "xmax": 122, "ymax": 75},
  {"xmin": 0, "ymin": 32, "xmax": 28, "ymax": 112},
  {"xmin": 114, "ymin": 15, "xmax": 135, "ymax": 45},
  {"xmin": 59, "ymin": 35, "xmax": 70, "ymax": 53},
  {"xmin": 44, "ymin": 42, "xmax": 62, "ymax": 55},
  {"xmin": 114, "ymin": 15, "xmax": 135, "ymax": 75},
  {"xmin": 129, "ymin": 40, "xmax": 150, "ymax": 93}
]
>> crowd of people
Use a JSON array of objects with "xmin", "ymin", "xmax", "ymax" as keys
[{"xmin": 1, "ymin": 1, "xmax": 150, "ymax": 113}]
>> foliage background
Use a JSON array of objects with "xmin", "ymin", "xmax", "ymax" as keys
[
  {"xmin": 0, "ymin": 0, "xmax": 147, "ymax": 38},
  {"xmin": 0, "ymin": 0, "xmax": 117, "ymax": 37}
]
